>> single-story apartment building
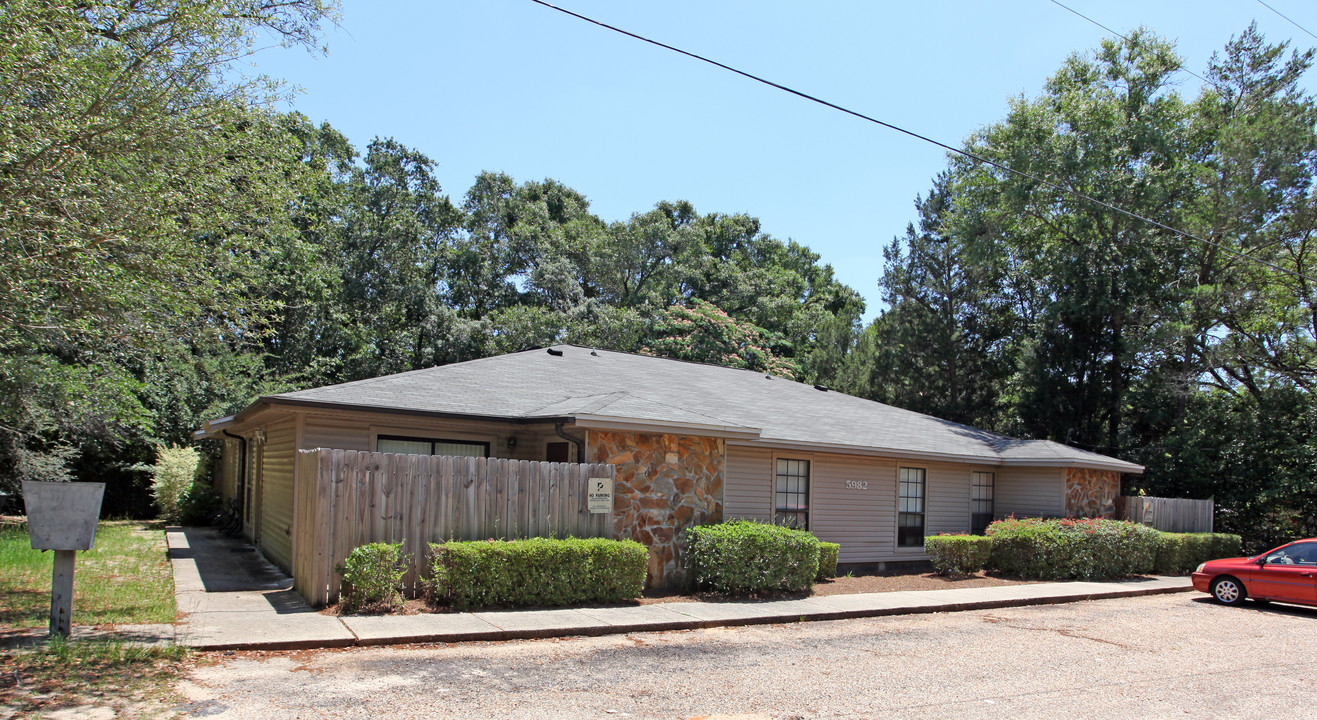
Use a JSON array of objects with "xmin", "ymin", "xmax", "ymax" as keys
[{"xmin": 197, "ymin": 345, "xmax": 1142, "ymax": 586}]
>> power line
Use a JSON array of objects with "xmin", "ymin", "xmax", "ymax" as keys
[
  {"xmin": 1046, "ymin": 0, "xmax": 1217, "ymax": 88},
  {"xmin": 1047, "ymin": 0, "xmax": 1125, "ymax": 39},
  {"xmin": 528, "ymin": 0, "xmax": 1314, "ymax": 284},
  {"xmin": 1257, "ymin": 0, "xmax": 1317, "ymax": 42}
]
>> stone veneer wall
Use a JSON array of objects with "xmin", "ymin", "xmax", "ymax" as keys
[
  {"xmin": 587, "ymin": 430, "xmax": 724, "ymax": 587},
  {"xmin": 1064, "ymin": 468, "xmax": 1121, "ymax": 518}
]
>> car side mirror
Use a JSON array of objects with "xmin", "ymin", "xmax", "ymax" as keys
[{"xmin": 1257, "ymin": 556, "xmax": 1269, "ymax": 566}]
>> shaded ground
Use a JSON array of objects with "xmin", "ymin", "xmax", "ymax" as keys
[
  {"xmin": 177, "ymin": 593, "xmax": 1317, "ymax": 719},
  {"xmin": 0, "ymin": 640, "xmax": 191, "ymax": 719}
]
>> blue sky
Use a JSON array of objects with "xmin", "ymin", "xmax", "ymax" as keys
[{"xmin": 247, "ymin": 1, "xmax": 1317, "ymax": 322}]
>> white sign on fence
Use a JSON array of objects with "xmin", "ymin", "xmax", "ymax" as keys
[{"xmin": 587, "ymin": 477, "xmax": 613, "ymax": 514}]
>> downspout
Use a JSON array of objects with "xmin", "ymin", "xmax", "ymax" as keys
[
  {"xmin": 222, "ymin": 429, "xmax": 247, "ymax": 518},
  {"xmin": 554, "ymin": 421, "xmax": 586, "ymax": 463}
]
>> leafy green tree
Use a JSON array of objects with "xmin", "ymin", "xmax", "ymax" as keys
[
  {"xmin": 848, "ymin": 174, "xmax": 1017, "ymax": 429},
  {"xmin": 642, "ymin": 300, "xmax": 799, "ymax": 377},
  {"xmin": 952, "ymin": 29, "xmax": 1201, "ymax": 451},
  {"xmin": 0, "ymin": 0, "xmax": 338, "ymax": 490},
  {"xmin": 1187, "ymin": 25, "xmax": 1317, "ymax": 396}
]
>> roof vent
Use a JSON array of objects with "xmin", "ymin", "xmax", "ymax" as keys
[
  {"xmin": 590, "ymin": 350, "xmax": 598, "ymax": 357},
  {"xmin": 813, "ymin": 384, "xmax": 829, "ymax": 392},
  {"xmin": 546, "ymin": 348, "xmax": 564, "ymax": 357}
]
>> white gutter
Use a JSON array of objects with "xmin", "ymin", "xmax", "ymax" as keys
[
  {"xmin": 726, "ymin": 437, "xmax": 1145, "ymax": 474},
  {"xmin": 568, "ymin": 414, "xmax": 763, "ymax": 440},
  {"xmin": 194, "ymin": 414, "xmax": 238, "ymax": 440}
]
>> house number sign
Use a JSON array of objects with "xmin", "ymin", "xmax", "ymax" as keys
[
  {"xmin": 845, "ymin": 480, "xmax": 869, "ymax": 490},
  {"xmin": 587, "ymin": 477, "xmax": 613, "ymax": 514}
]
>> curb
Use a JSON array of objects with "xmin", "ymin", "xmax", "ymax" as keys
[{"xmin": 182, "ymin": 583, "xmax": 1193, "ymax": 651}]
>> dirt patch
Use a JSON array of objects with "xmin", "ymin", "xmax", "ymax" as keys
[{"xmin": 810, "ymin": 570, "xmax": 1034, "ymax": 596}]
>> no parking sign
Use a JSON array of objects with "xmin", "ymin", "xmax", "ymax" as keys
[{"xmin": 587, "ymin": 477, "xmax": 612, "ymax": 514}]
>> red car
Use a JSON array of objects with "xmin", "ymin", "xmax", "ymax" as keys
[{"xmin": 1192, "ymin": 539, "xmax": 1317, "ymax": 608}]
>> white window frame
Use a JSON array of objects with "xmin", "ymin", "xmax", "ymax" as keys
[
  {"xmin": 771, "ymin": 454, "xmax": 812, "ymax": 530},
  {"xmin": 897, "ymin": 466, "xmax": 926, "ymax": 548},
  {"xmin": 971, "ymin": 470, "xmax": 995, "ymax": 535}
]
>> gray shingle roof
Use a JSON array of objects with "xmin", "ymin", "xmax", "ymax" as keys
[{"xmin": 267, "ymin": 345, "xmax": 1143, "ymax": 472}]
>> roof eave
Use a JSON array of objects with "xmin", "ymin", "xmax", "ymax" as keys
[
  {"xmin": 194, "ymin": 414, "xmax": 237, "ymax": 440},
  {"xmin": 999, "ymin": 457, "xmax": 1145, "ymax": 474},
  {"xmin": 729, "ymin": 437, "xmax": 1144, "ymax": 473},
  {"xmin": 570, "ymin": 414, "xmax": 763, "ymax": 440},
  {"xmin": 257, "ymin": 395, "xmax": 570, "ymax": 425},
  {"xmin": 730, "ymin": 437, "xmax": 1006, "ymax": 465}
]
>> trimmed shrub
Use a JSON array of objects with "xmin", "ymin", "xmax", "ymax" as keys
[
  {"xmin": 427, "ymin": 537, "xmax": 648, "ymax": 610},
  {"xmin": 149, "ymin": 445, "xmax": 200, "ymax": 524},
  {"xmin": 338, "ymin": 542, "xmax": 408, "ymax": 613},
  {"xmin": 1153, "ymin": 532, "xmax": 1245, "ymax": 574},
  {"xmin": 925, "ymin": 534, "xmax": 993, "ymax": 575},
  {"xmin": 816, "ymin": 542, "xmax": 840, "ymax": 581},
  {"xmin": 685, "ymin": 520, "xmax": 819, "ymax": 595},
  {"xmin": 986, "ymin": 517, "xmax": 1161, "ymax": 580}
]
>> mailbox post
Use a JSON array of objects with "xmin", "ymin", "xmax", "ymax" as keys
[{"xmin": 21, "ymin": 481, "xmax": 106, "ymax": 638}]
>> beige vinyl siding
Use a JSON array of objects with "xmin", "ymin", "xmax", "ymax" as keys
[
  {"xmin": 219, "ymin": 439, "xmax": 239, "ymax": 503},
  {"xmin": 301, "ymin": 411, "xmax": 564, "ymax": 461},
  {"xmin": 923, "ymin": 463, "xmax": 997, "ymax": 537},
  {"xmin": 996, "ymin": 466, "xmax": 1065, "ymax": 517},
  {"xmin": 258, "ymin": 417, "xmax": 297, "ymax": 572},
  {"xmin": 811, "ymin": 454, "xmax": 896, "ymax": 564},
  {"xmin": 727, "ymin": 446, "xmax": 1042, "ymax": 563},
  {"xmin": 243, "ymin": 442, "xmax": 259, "ymax": 539},
  {"xmin": 723, "ymin": 445, "xmax": 773, "ymax": 521},
  {"xmin": 302, "ymin": 416, "xmax": 371, "ymax": 452}
]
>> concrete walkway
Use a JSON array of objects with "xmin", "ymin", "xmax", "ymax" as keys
[
  {"xmin": 168, "ymin": 527, "xmax": 355, "ymax": 650},
  {"xmin": 163, "ymin": 527, "xmax": 1194, "ymax": 651}
]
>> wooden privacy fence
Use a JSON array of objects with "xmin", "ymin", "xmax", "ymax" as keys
[
  {"xmin": 292, "ymin": 449, "xmax": 617, "ymax": 606},
  {"xmin": 1118, "ymin": 495, "xmax": 1214, "ymax": 533}
]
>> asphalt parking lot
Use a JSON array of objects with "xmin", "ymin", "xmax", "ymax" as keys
[{"xmin": 177, "ymin": 592, "xmax": 1317, "ymax": 719}]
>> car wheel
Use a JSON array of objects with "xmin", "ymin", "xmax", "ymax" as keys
[{"xmin": 1210, "ymin": 576, "xmax": 1247, "ymax": 606}]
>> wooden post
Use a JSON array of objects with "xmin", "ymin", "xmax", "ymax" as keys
[{"xmin": 50, "ymin": 550, "xmax": 76, "ymax": 637}]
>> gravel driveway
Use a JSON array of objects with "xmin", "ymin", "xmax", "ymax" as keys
[{"xmin": 176, "ymin": 593, "xmax": 1316, "ymax": 719}]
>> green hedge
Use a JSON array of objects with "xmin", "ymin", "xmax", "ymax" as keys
[
  {"xmin": 338, "ymin": 542, "xmax": 407, "ymax": 613},
  {"xmin": 986, "ymin": 517, "xmax": 1161, "ymax": 580},
  {"xmin": 427, "ymin": 537, "xmax": 647, "ymax": 610},
  {"xmin": 925, "ymin": 534, "xmax": 993, "ymax": 575},
  {"xmin": 1153, "ymin": 532, "xmax": 1244, "ymax": 574},
  {"xmin": 816, "ymin": 542, "xmax": 840, "ymax": 581},
  {"xmin": 685, "ymin": 520, "xmax": 819, "ymax": 595}
]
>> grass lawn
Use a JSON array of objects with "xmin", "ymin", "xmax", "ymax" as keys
[
  {"xmin": 0, "ymin": 519, "xmax": 176, "ymax": 628},
  {"xmin": 0, "ymin": 519, "xmax": 186, "ymax": 716}
]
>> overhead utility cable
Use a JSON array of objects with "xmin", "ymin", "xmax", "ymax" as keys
[
  {"xmin": 1256, "ymin": 0, "xmax": 1317, "ymax": 42},
  {"xmin": 1046, "ymin": 0, "xmax": 1217, "ymax": 89},
  {"xmin": 529, "ymin": 0, "xmax": 1312, "ymax": 283}
]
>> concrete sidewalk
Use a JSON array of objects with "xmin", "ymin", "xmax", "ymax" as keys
[
  {"xmin": 164, "ymin": 527, "xmax": 1194, "ymax": 651},
  {"xmin": 168, "ymin": 527, "xmax": 355, "ymax": 650}
]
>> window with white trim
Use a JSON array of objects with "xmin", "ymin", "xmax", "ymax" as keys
[
  {"xmin": 376, "ymin": 435, "xmax": 489, "ymax": 458},
  {"xmin": 898, "ymin": 467, "xmax": 925, "ymax": 547},
  {"xmin": 971, "ymin": 471, "xmax": 994, "ymax": 535},
  {"xmin": 774, "ymin": 458, "xmax": 810, "ymax": 530}
]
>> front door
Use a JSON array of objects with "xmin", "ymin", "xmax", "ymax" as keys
[{"xmin": 1251, "ymin": 541, "xmax": 1317, "ymax": 605}]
